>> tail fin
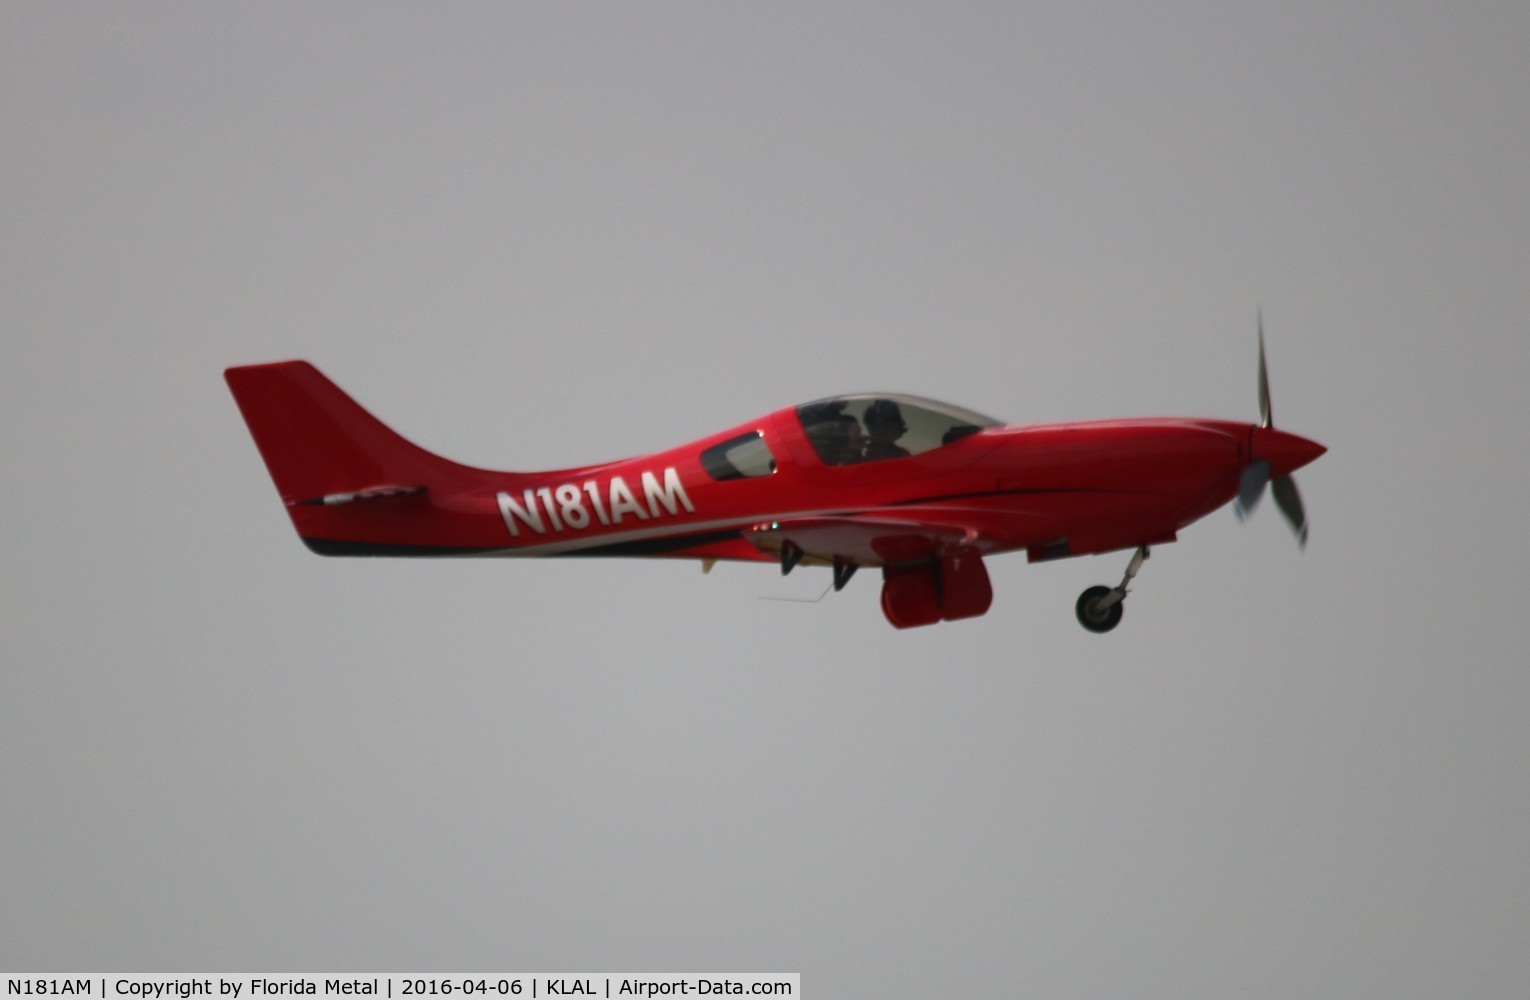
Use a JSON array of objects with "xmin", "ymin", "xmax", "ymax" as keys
[
  {"xmin": 225, "ymin": 361, "xmax": 497, "ymax": 554},
  {"xmin": 225, "ymin": 360, "xmax": 475, "ymax": 506}
]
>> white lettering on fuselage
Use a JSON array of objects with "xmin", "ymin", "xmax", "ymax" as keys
[{"xmin": 497, "ymin": 467, "xmax": 694, "ymax": 538}]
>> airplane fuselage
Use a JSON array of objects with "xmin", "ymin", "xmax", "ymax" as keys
[
  {"xmin": 289, "ymin": 413, "xmax": 1317, "ymax": 566},
  {"xmin": 227, "ymin": 359, "xmax": 1324, "ymax": 630}
]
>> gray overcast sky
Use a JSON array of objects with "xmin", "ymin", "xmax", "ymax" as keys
[{"xmin": 3, "ymin": 2, "xmax": 1528, "ymax": 995}]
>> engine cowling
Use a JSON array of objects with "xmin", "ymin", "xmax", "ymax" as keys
[{"xmin": 879, "ymin": 553, "xmax": 993, "ymax": 629}]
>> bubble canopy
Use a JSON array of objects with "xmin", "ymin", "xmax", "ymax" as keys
[{"xmin": 794, "ymin": 393, "xmax": 1002, "ymax": 466}]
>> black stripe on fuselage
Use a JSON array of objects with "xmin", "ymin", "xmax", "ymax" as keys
[
  {"xmin": 548, "ymin": 529, "xmax": 744, "ymax": 557},
  {"xmin": 299, "ymin": 490, "xmax": 1122, "ymax": 558},
  {"xmin": 299, "ymin": 528, "xmax": 745, "ymax": 559},
  {"xmin": 886, "ymin": 485, "xmax": 1133, "ymax": 507},
  {"xmin": 301, "ymin": 537, "xmax": 499, "ymax": 557}
]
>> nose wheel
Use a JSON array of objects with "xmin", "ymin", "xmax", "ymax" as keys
[
  {"xmin": 1075, "ymin": 546, "xmax": 1149, "ymax": 633},
  {"xmin": 1075, "ymin": 585, "xmax": 1123, "ymax": 632}
]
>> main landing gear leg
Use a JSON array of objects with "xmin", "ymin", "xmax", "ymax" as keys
[{"xmin": 1075, "ymin": 546, "xmax": 1150, "ymax": 634}]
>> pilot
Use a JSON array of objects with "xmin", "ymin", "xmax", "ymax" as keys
[{"xmin": 862, "ymin": 399, "xmax": 910, "ymax": 461}]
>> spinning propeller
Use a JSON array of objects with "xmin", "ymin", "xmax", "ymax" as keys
[{"xmin": 1232, "ymin": 314, "xmax": 1323, "ymax": 546}]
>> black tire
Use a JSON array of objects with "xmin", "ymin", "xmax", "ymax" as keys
[{"xmin": 1076, "ymin": 585, "xmax": 1123, "ymax": 633}]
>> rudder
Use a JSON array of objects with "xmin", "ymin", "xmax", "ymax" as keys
[{"xmin": 225, "ymin": 360, "xmax": 473, "ymax": 506}]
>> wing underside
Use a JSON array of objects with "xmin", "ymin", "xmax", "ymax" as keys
[{"xmin": 743, "ymin": 514, "xmax": 985, "ymax": 567}]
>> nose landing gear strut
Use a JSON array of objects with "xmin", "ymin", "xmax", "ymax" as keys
[{"xmin": 1075, "ymin": 546, "xmax": 1150, "ymax": 633}]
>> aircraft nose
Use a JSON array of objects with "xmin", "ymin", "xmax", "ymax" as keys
[{"xmin": 1251, "ymin": 427, "xmax": 1327, "ymax": 477}]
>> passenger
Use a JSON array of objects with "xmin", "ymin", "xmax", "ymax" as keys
[
  {"xmin": 942, "ymin": 424, "xmax": 981, "ymax": 445},
  {"xmin": 862, "ymin": 399, "xmax": 910, "ymax": 461}
]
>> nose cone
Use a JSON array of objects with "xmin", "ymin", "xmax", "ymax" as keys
[{"xmin": 1251, "ymin": 427, "xmax": 1327, "ymax": 477}]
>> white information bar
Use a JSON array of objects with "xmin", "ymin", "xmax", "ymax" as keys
[{"xmin": 2, "ymin": 977, "xmax": 798, "ymax": 1000}]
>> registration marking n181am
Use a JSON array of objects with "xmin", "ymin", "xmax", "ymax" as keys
[{"xmin": 496, "ymin": 467, "xmax": 694, "ymax": 537}]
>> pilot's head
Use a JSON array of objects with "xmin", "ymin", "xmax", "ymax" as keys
[{"xmin": 864, "ymin": 399, "xmax": 906, "ymax": 441}]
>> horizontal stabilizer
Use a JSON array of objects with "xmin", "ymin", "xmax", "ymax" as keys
[{"xmin": 290, "ymin": 484, "xmax": 427, "ymax": 507}]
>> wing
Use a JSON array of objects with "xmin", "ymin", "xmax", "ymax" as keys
[{"xmin": 743, "ymin": 514, "xmax": 984, "ymax": 568}]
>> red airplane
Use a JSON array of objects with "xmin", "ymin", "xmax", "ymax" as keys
[{"xmin": 226, "ymin": 328, "xmax": 1324, "ymax": 631}]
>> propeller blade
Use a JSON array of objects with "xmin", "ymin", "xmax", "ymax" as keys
[
  {"xmin": 1271, "ymin": 474, "xmax": 1309, "ymax": 548},
  {"xmin": 1257, "ymin": 310, "xmax": 1273, "ymax": 429},
  {"xmin": 1234, "ymin": 459, "xmax": 1270, "ymax": 521}
]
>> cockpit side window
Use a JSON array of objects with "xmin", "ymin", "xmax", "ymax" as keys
[
  {"xmin": 700, "ymin": 430, "xmax": 776, "ymax": 481},
  {"xmin": 795, "ymin": 394, "xmax": 999, "ymax": 467}
]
